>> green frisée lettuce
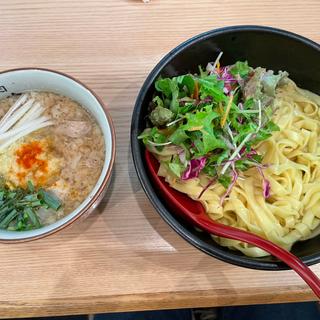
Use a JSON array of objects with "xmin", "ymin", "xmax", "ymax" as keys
[
  {"xmin": 230, "ymin": 61, "xmax": 252, "ymax": 78},
  {"xmin": 139, "ymin": 55, "xmax": 287, "ymax": 201}
]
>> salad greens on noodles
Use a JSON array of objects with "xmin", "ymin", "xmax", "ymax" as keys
[
  {"xmin": 139, "ymin": 53, "xmax": 320, "ymax": 257},
  {"xmin": 139, "ymin": 54, "xmax": 287, "ymax": 202}
]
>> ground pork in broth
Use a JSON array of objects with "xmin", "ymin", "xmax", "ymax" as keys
[{"xmin": 0, "ymin": 92, "xmax": 105, "ymax": 225}]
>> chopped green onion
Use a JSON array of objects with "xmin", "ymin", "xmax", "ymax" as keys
[
  {"xmin": 39, "ymin": 189, "xmax": 61, "ymax": 211},
  {"xmin": 0, "ymin": 209, "xmax": 17, "ymax": 229},
  {"xmin": 24, "ymin": 207, "xmax": 41, "ymax": 228},
  {"xmin": 0, "ymin": 207, "xmax": 11, "ymax": 222},
  {"xmin": 23, "ymin": 194, "xmax": 38, "ymax": 202},
  {"xmin": 0, "ymin": 183, "xmax": 62, "ymax": 231},
  {"xmin": 27, "ymin": 180, "xmax": 35, "ymax": 193}
]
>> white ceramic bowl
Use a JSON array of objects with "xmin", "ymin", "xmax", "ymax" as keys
[{"xmin": 0, "ymin": 68, "xmax": 115, "ymax": 242}]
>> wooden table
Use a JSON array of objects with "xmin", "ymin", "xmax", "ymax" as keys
[{"xmin": 0, "ymin": 0, "xmax": 320, "ymax": 318}]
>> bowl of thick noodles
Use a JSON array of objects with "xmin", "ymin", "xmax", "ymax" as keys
[
  {"xmin": 0, "ymin": 68, "xmax": 115, "ymax": 241},
  {"xmin": 131, "ymin": 25, "xmax": 320, "ymax": 270}
]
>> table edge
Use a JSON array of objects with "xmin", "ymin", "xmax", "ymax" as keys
[{"xmin": 0, "ymin": 286, "xmax": 316, "ymax": 318}]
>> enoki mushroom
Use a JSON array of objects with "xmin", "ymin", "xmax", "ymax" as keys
[{"xmin": 0, "ymin": 94, "xmax": 53, "ymax": 152}]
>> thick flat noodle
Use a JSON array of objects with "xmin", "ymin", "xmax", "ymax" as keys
[{"xmin": 160, "ymin": 81, "xmax": 320, "ymax": 257}]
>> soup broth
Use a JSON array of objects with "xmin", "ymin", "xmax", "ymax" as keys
[{"xmin": 0, "ymin": 92, "xmax": 105, "ymax": 225}]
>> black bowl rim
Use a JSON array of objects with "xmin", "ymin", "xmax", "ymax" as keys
[{"xmin": 131, "ymin": 25, "xmax": 320, "ymax": 270}]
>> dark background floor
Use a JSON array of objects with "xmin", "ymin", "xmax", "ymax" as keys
[{"xmin": 21, "ymin": 302, "xmax": 320, "ymax": 320}]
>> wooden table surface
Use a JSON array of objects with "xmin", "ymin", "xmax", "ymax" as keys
[{"xmin": 1, "ymin": 0, "xmax": 320, "ymax": 318}]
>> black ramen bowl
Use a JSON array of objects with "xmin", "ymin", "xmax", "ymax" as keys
[{"xmin": 130, "ymin": 25, "xmax": 320, "ymax": 270}]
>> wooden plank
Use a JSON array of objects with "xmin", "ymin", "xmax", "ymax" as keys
[
  {"xmin": 0, "ymin": 286, "xmax": 315, "ymax": 319},
  {"xmin": 0, "ymin": 0, "xmax": 319, "ymax": 317}
]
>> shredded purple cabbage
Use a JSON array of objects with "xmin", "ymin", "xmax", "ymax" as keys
[
  {"xmin": 263, "ymin": 179, "xmax": 271, "ymax": 198},
  {"xmin": 218, "ymin": 152, "xmax": 271, "ymax": 204},
  {"xmin": 257, "ymin": 167, "xmax": 271, "ymax": 198},
  {"xmin": 246, "ymin": 148, "xmax": 258, "ymax": 158},
  {"xmin": 219, "ymin": 67, "xmax": 237, "ymax": 82},
  {"xmin": 182, "ymin": 157, "xmax": 206, "ymax": 180},
  {"xmin": 216, "ymin": 66, "xmax": 237, "ymax": 95}
]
